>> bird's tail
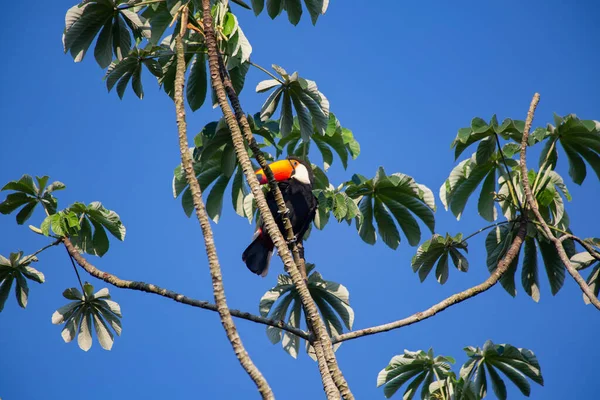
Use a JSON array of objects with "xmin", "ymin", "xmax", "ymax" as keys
[{"xmin": 242, "ymin": 229, "xmax": 274, "ymax": 277}]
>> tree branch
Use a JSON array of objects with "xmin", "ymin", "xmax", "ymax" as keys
[
  {"xmin": 61, "ymin": 238, "xmax": 309, "ymax": 340},
  {"xmin": 332, "ymin": 222, "xmax": 527, "ymax": 344},
  {"xmin": 213, "ymin": 35, "xmax": 352, "ymax": 400},
  {"xmin": 201, "ymin": 2, "xmax": 352, "ymax": 397},
  {"xmin": 564, "ymin": 235, "xmax": 600, "ymax": 261},
  {"xmin": 518, "ymin": 93, "xmax": 600, "ymax": 310},
  {"xmin": 173, "ymin": 11, "xmax": 275, "ymax": 399}
]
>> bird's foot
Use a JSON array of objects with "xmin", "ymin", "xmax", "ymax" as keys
[
  {"xmin": 286, "ymin": 236, "xmax": 298, "ymax": 245},
  {"xmin": 278, "ymin": 207, "xmax": 291, "ymax": 216}
]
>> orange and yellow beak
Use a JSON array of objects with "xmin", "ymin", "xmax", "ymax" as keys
[{"xmin": 255, "ymin": 159, "xmax": 295, "ymax": 185}]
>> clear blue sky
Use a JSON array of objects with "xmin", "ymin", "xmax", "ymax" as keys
[{"xmin": 1, "ymin": 1, "xmax": 599, "ymax": 399}]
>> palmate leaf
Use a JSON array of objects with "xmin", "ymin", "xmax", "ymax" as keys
[
  {"xmin": 485, "ymin": 223, "xmax": 574, "ymax": 299},
  {"xmin": 460, "ymin": 340, "xmax": 543, "ymax": 400},
  {"xmin": 538, "ymin": 114, "xmax": 600, "ymax": 185},
  {"xmin": 1, "ymin": 175, "xmax": 63, "ymax": 223},
  {"xmin": 377, "ymin": 348, "xmax": 454, "ymax": 399},
  {"xmin": 345, "ymin": 167, "xmax": 435, "ymax": 249},
  {"xmin": 39, "ymin": 202, "xmax": 126, "ymax": 257},
  {"xmin": 411, "ymin": 233, "xmax": 469, "ymax": 284},
  {"xmin": 451, "ymin": 115, "xmax": 524, "ymax": 161},
  {"xmin": 52, "ymin": 283, "xmax": 122, "ymax": 351},
  {"xmin": 259, "ymin": 264, "xmax": 353, "ymax": 359},
  {"xmin": 63, "ymin": 1, "xmax": 150, "ymax": 68},
  {"xmin": 257, "ymin": 65, "xmax": 329, "ymax": 142},
  {"xmin": 250, "ymin": 0, "xmax": 329, "ymax": 25},
  {"xmin": 440, "ymin": 150, "xmax": 518, "ymax": 222},
  {"xmin": 277, "ymin": 113, "xmax": 359, "ymax": 172},
  {"xmin": 0, "ymin": 252, "xmax": 45, "ymax": 312}
]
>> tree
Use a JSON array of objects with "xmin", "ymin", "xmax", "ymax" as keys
[{"xmin": 1, "ymin": 1, "xmax": 598, "ymax": 399}]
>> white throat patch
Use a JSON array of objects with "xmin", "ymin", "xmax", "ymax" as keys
[{"xmin": 292, "ymin": 164, "xmax": 311, "ymax": 185}]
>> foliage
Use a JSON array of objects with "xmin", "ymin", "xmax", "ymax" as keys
[
  {"xmin": 537, "ymin": 114, "xmax": 600, "ymax": 185},
  {"xmin": 411, "ymin": 233, "xmax": 469, "ymax": 284},
  {"xmin": 0, "ymin": 252, "xmax": 45, "ymax": 311},
  {"xmin": 259, "ymin": 264, "xmax": 353, "ymax": 359},
  {"xmin": 52, "ymin": 283, "xmax": 123, "ymax": 351},
  {"xmin": 378, "ymin": 341, "xmax": 543, "ymax": 400},
  {"xmin": 0, "ymin": 175, "xmax": 64, "ymax": 223},
  {"xmin": 377, "ymin": 348, "xmax": 454, "ymax": 399},
  {"xmin": 460, "ymin": 341, "xmax": 543, "ymax": 400},
  {"xmin": 345, "ymin": 167, "xmax": 436, "ymax": 249}
]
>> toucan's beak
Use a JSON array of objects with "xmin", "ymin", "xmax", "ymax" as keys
[{"xmin": 255, "ymin": 159, "xmax": 294, "ymax": 184}]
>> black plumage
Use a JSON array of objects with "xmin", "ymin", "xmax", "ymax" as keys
[{"xmin": 242, "ymin": 157, "xmax": 318, "ymax": 277}]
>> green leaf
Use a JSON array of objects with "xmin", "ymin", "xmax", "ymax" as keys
[
  {"xmin": 251, "ymin": 0, "xmax": 265, "ymax": 15},
  {"xmin": 63, "ymin": 3, "xmax": 113, "ymax": 63},
  {"xmin": 187, "ymin": 53, "xmax": 208, "ymax": 111},
  {"xmin": 206, "ymin": 175, "xmax": 231, "ymax": 223},
  {"xmin": 379, "ymin": 195, "xmax": 421, "ymax": 246},
  {"xmin": 478, "ymin": 168, "xmax": 497, "ymax": 222},
  {"xmin": 486, "ymin": 364, "xmax": 507, "ymax": 400},
  {"xmin": 260, "ymin": 86, "xmax": 283, "ymax": 121},
  {"xmin": 357, "ymin": 195, "xmax": 376, "ymax": 245},
  {"xmin": 435, "ymin": 252, "xmax": 449, "ymax": 284},
  {"xmin": 0, "ymin": 277, "xmax": 14, "ymax": 312},
  {"xmin": 94, "ymin": 19, "xmax": 113, "ymax": 68},
  {"xmin": 15, "ymin": 201, "xmax": 37, "ymax": 225},
  {"xmin": 132, "ymin": 64, "xmax": 144, "ymax": 99},
  {"xmin": 112, "ymin": 14, "xmax": 132, "ymax": 60},
  {"xmin": 537, "ymin": 238, "xmax": 565, "ymax": 295},
  {"xmin": 476, "ymin": 136, "xmax": 496, "ymax": 164},
  {"xmin": 521, "ymin": 237, "xmax": 540, "ymax": 302},
  {"xmin": 266, "ymin": 0, "xmax": 283, "ymax": 18},
  {"xmin": 373, "ymin": 198, "xmax": 400, "ymax": 250},
  {"xmin": 86, "ymin": 202, "xmax": 126, "ymax": 240},
  {"xmin": 285, "ymin": 0, "xmax": 303, "ymax": 25},
  {"xmin": 91, "ymin": 220, "xmax": 110, "ymax": 257},
  {"xmin": 291, "ymin": 93, "xmax": 313, "ymax": 142}
]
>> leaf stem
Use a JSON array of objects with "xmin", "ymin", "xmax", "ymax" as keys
[
  {"xmin": 461, "ymin": 221, "xmax": 511, "ymax": 244},
  {"xmin": 495, "ymin": 133, "xmax": 523, "ymax": 213},
  {"xmin": 249, "ymin": 61, "xmax": 284, "ymax": 84},
  {"xmin": 22, "ymin": 239, "xmax": 62, "ymax": 264},
  {"xmin": 65, "ymin": 247, "xmax": 86, "ymax": 299},
  {"xmin": 433, "ymin": 368, "xmax": 447, "ymax": 400}
]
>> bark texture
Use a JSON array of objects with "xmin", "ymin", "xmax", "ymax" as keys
[
  {"xmin": 332, "ymin": 222, "xmax": 527, "ymax": 343},
  {"xmin": 61, "ymin": 238, "xmax": 308, "ymax": 339},
  {"xmin": 173, "ymin": 12, "xmax": 275, "ymax": 399}
]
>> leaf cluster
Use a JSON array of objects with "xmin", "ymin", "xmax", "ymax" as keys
[
  {"xmin": 259, "ymin": 263, "xmax": 353, "ymax": 359},
  {"xmin": 0, "ymin": 252, "xmax": 45, "ymax": 311},
  {"xmin": 52, "ymin": 283, "xmax": 123, "ymax": 351},
  {"xmin": 378, "ymin": 341, "xmax": 543, "ymax": 400},
  {"xmin": 0, "ymin": 175, "xmax": 64, "ymax": 224}
]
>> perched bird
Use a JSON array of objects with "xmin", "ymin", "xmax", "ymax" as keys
[{"xmin": 242, "ymin": 157, "xmax": 318, "ymax": 277}]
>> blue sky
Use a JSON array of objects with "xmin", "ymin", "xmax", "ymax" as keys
[{"xmin": 1, "ymin": 1, "xmax": 599, "ymax": 399}]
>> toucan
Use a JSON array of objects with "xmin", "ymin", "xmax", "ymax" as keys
[{"xmin": 242, "ymin": 157, "xmax": 318, "ymax": 277}]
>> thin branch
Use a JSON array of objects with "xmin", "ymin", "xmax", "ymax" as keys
[
  {"xmin": 62, "ymin": 238, "xmax": 309, "ymax": 339},
  {"xmin": 532, "ymin": 137, "xmax": 557, "ymax": 194},
  {"xmin": 249, "ymin": 61, "xmax": 285, "ymax": 84},
  {"xmin": 201, "ymin": 2, "xmax": 351, "ymax": 397},
  {"xmin": 563, "ymin": 235, "xmax": 600, "ymax": 261},
  {"xmin": 22, "ymin": 238, "xmax": 61, "ymax": 263},
  {"xmin": 517, "ymin": 93, "xmax": 600, "ymax": 310},
  {"xmin": 461, "ymin": 221, "xmax": 511, "ymax": 244},
  {"xmin": 332, "ymin": 222, "xmax": 527, "ymax": 344},
  {"xmin": 173, "ymin": 9, "xmax": 275, "ymax": 399}
]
